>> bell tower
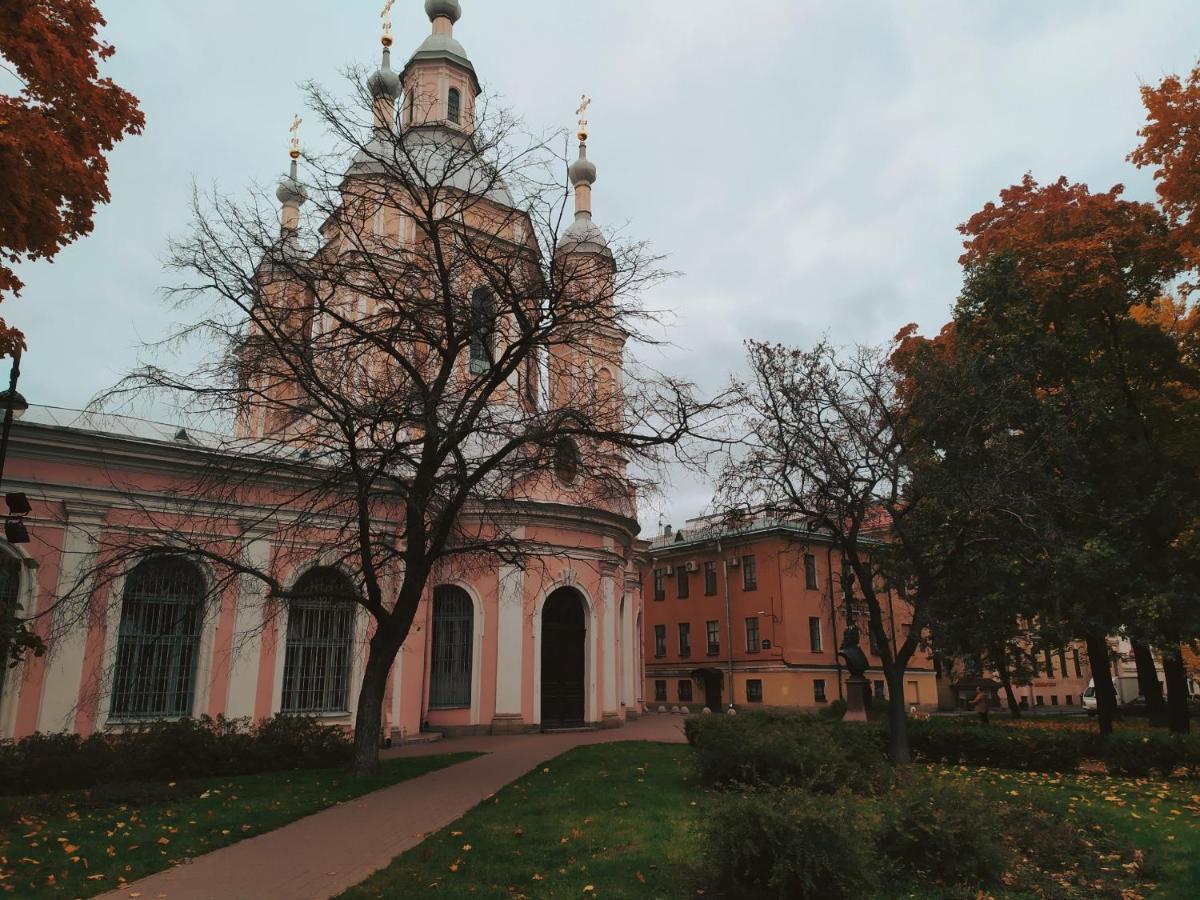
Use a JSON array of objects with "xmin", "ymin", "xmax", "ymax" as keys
[{"xmin": 400, "ymin": 0, "xmax": 480, "ymax": 131}]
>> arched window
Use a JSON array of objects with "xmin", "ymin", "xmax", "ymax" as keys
[
  {"xmin": 0, "ymin": 553, "xmax": 22, "ymax": 699},
  {"xmin": 447, "ymin": 87, "xmax": 461, "ymax": 124},
  {"xmin": 282, "ymin": 568, "xmax": 356, "ymax": 714},
  {"xmin": 554, "ymin": 437, "xmax": 580, "ymax": 485},
  {"xmin": 429, "ymin": 585, "xmax": 473, "ymax": 709},
  {"xmin": 111, "ymin": 558, "xmax": 205, "ymax": 720},
  {"xmin": 469, "ymin": 287, "xmax": 496, "ymax": 374},
  {"xmin": 406, "ymin": 91, "xmax": 415, "ymax": 125}
]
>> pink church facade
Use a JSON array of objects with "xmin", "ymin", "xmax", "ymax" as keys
[{"xmin": 0, "ymin": 2, "xmax": 646, "ymax": 743}]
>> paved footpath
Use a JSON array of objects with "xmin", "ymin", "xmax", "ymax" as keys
[{"xmin": 99, "ymin": 714, "xmax": 687, "ymax": 900}]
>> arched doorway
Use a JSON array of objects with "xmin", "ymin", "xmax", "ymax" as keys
[{"xmin": 541, "ymin": 587, "xmax": 586, "ymax": 728}]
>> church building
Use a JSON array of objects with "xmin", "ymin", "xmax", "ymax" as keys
[{"xmin": 0, "ymin": 1, "xmax": 646, "ymax": 742}]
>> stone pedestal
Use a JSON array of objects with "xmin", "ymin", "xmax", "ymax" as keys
[{"xmin": 842, "ymin": 676, "xmax": 870, "ymax": 723}]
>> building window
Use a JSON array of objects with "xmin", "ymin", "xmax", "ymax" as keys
[
  {"xmin": 741, "ymin": 555, "xmax": 757, "ymax": 591},
  {"xmin": 873, "ymin": 680, "xmax": 886, "ymax": 699},
  {"xmin": 1065, "ymin": 694, "xmax": 1073, "ymax": 705},
  {"xmin": 1043, "ymin": 649, "xmax": 1054, "ymax": 678},
  {"xmin": 745, "ymin": 617, "xmax": 760, "ymax": 653},
  {"xmin": 468, "ymin": 287, "xmax": 495, "ymax": 373},
  {"xmin": 654, "ymin": 625, "xmax": 666, "ymax": 658},
  {"xmin": 808, "ymin": 616, "xmax": 822, "ymax": 653},
  {"xmin": 0, "ymin": 554, "xmax": 22, "ymax": 700},
  {"xmin": 654, "ymin": 680, "xmax": 667, "ymax": 702},
  {"xmin": 704, "ymin": 561, "xmax": 717, "ymax": 596},
  {"xmin": 1035, "ymin": 695, "xmax": 1045, "ymax": 707},
  {"xmin": 868, "ymin": 624, "xmax": 881, "ymax": 657},
  {"xmin": 678, "ymin": 679, "xmax": 693, "ymax": 702},
  {"xmin": 1050, "ymin": 695, "xmax": 1059, "ymax": 706},
  {"xmin": 678, "ymin": 622, "xmax": 691, "ymax": 658},
  {"xmin": 447, "ymin": 87, "xmax": 461, "ymax": 124},
  {"xmin": 653, "ymin": 569, "xmax": 666, "ymax": 602},
  {"xmin": 111, "ymin": 557, "xmax": 205, "ymax": 720},
  {"xmin": 706, "ymin": 620, "xmax": 720, "ymax": 656},
  {"xmin": 554, "ymin": 438, "xmax": 579, "ymax": 485},
  {"xmin": 1058, "ymin": 649, "xmax": 1068, "ymax": 678},
  {"xmin": 746, "ymin": 679, "xmax": 763, "ymax": 703},
  {"xmin": 1073, "ymin": 648, "xmax": 1083, "ymax": 678},
  {"xmin": 282, "ymin": 568, "xmax": 356, "ymax": 714},
  {"xmin": 428, "ymin": 585, "xmax": 475, "ymax": 709},
  {"xmin": 804, "ymin": 554, "xmax": 818, "ymax": 590},
  {"xmin": 676, "ymin": 567, "xmax": 689, "ymax": 599},
  {"xmin": 814, "ymin": 678, "xmax": 827, "ymax": 703}
]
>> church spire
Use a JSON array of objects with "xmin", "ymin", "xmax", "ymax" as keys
[
  {"xmin": 368, "ymin": 2, "xmax": 402, "ymax": 130},
  {"xmin": 276, "ymin": 115, "xmax": 307, "ymax": 233},
  {"xmin": 401, "ymin": 0, "xmax": 479, "ymax": 129},
  {"xmin": 559, "ymin": 96, "xmax": 611, "ymax": 258}
]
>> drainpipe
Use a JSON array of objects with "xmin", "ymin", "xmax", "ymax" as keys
[
  {"xmin": 718, "ymin": 538, "xmax": 734, "ymax": 710},
  {"xmin": 827, "ymin": 543, "xmax": 843, "ymax": 701}
]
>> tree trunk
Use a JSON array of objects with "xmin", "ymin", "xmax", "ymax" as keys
[
  {"xmin": 1162, "ymin": 646, "xmax": 1192, "ymax": 735},
  {"xmin": 352, "ymin": 629, "xmax": 404, "ymax": 776},
  {"xmin": 885, "ymin": 668, "xmax": 911, "ymax": 764},
  {"xmin": 1085, "ymin": 631, "xmax": 1119, "ymax": 736},
  {"xmin": 1131, "ymin": 639, "xmax": 1168, "ymax": 727},
  {"xmin": 994, "ymin": 645, "xmax": 1021, "ymax": 718}
]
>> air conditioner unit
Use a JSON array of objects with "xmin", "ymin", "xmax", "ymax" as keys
[
  {"xmin": 728, "ymin": 557, "xmax": 740, "ymax": 568},
  {"xmin": 685, "ymin": 561, "xmax": 698, "ymax": 573}
]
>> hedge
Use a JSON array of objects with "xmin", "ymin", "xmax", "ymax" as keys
[{"xmin": 0, "ymin": 715, "xmax": 353, "ymax": 796}]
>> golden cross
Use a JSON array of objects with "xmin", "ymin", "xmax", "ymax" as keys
[
  {"xmin": 289, "ymin": 114, "xmax": 303, "ymax": 154},
  {"xmin": 576, "ymin": 94, "xmax": 592, "ymax": 134},
  {"xmin": 381, "ymin": 0, "xmax": 395, "ymax": 39}
]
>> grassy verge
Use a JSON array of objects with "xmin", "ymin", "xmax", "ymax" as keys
[
  {"xmin": 342, "ymin": 743, "xmax": 1200, "ymax": 899},
  {"xmin": 0, "ymin": 751, "xmax": 481, "ymax": 897},
  {"xmin": 339, "ymin": 742, "xmax": 701, "ymax": 899}
]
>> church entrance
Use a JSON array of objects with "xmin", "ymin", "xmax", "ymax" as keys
[{"xmin": 541, "ymin": 588, "xmax": 586, "ymax": 729}]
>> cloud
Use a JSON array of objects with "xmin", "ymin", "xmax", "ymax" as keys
[{"xmin": 10, "ymin": 0, "xmax": 1200, "ymax": 534}]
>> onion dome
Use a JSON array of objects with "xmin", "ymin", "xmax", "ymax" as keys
[
  {"xmin": 276, "ymin": 158, "xmax": 308, "ymax": 208},
  {"xmin": 568, "ymin": 143, "xmax": 597, "ymax": 188},
  {"xmin": 368, "ymin": 47, "xmax": 402, "ymax": 100},
  {"xmin": 425, "ymin": 0, "xmax": 462, "ymax": 23}
]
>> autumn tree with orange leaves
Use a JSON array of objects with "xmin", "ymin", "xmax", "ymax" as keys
[
  {"xmin": 0, "ymin": 0, "xmax": 143, "ymax": 354},
  {"xmin": 896, "ymin": 175, "xmax": 1200, "ymax": 735}
]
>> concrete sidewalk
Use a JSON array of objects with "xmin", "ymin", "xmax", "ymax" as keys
[{"xmin": 99, "ymin": 714, "xmax": 688, "ymax": 900}]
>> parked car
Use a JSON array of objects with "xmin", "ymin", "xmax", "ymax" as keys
[{"xmin": 1081, "ymin": 680, "xmax": 1097, "ymax": 715}]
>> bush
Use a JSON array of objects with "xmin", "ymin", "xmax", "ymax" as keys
[
  {"xmin": 817, "ymin": 699, "xmax": 847, "ymax": 720},
  {"xmin": 878, "ymin": 772, "xmax": 1011, "ymax": 888},
  {"xmin": 688, "ymin": 711, "xmax": 892, "ymax": 795},
  {"xmin": 0, "ymin": 715, "xmax": 353, "ymax": 796},
  {"xmin": 905, "ymin": 719, "xmax": 1092, "ymax": 772},
  {"xmin": 1102, "ymin": 732, "xmax": 1193, "ymax": 778},
  {"xmin": 704, "ymin": 789, "xmax": 878, "ymax": 900}
]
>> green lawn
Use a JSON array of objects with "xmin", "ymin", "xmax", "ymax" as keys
[
  {"xmin": 0, "ymin": 752, "xmax": 480, "ymax": 897},
  {"xmin": 341, "ymin": 743, "xmax": 1200, "ymax": 900},
  {"xmin": 340, "ymin": 742, "xmax": 701, "ymax": 899}
]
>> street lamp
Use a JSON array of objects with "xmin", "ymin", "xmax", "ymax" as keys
[{"xmin": 0, "ymin": 349, "xmax": 30, "ymax": 543}]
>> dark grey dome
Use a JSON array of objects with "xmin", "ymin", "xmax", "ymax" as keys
[{"xmin": 425, "ymin": 0, "xmax": 461, "ymax": 23}]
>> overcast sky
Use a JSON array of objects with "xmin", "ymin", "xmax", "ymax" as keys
[{"xmin": 8, "ymin": 0, "xmax": 1200, "ymax": 533}]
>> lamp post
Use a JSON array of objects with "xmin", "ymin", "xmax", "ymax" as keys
[{"xmin": 0, "ymin": 348, "xmax": 30, "ymax": 543}]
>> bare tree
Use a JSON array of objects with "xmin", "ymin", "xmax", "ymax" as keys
[
  {"xmin": 719, "ymin": 340, "xmax": 971, "ymax": 763},
  {"xmin": 65, "ymin": 61, "xmax": 708, "ymax": 773}
]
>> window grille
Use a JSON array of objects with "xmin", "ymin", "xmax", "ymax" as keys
[
  {"xmin": 746, "ymin": 679, "xmax": 763, "ymax": 703},
  {"xmin": 678, "ymin": 679, "xmax": 692, "ymax": 702},
  {"xmin": 111, "ymin": 558, "xmax": 205, "ymax": 720},
  {"xmin": 429, "ymin": 585, "xmax": 473, "ymax": 709},
  {"xmin": 0, "ymin": 555, "xmax": 21, "ymax": 699},
  {"xmin": 282, "ymin": 568, "xmax": 356, "ymax": 714},
  {"xmin": 814, "ymin": 679, "xmax": 827, "ymax": 703},
  {"xmin": 654, "ymin": 680, "xmax": 667, "ymax": 702},
  {"xmin": 447, "ymin": 87, "xmax": 462, "ymax": 124}
]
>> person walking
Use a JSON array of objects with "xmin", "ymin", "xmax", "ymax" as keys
[{"xmin": 971, "ymin": 686, "xmax": 991, "ymax": 725}]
